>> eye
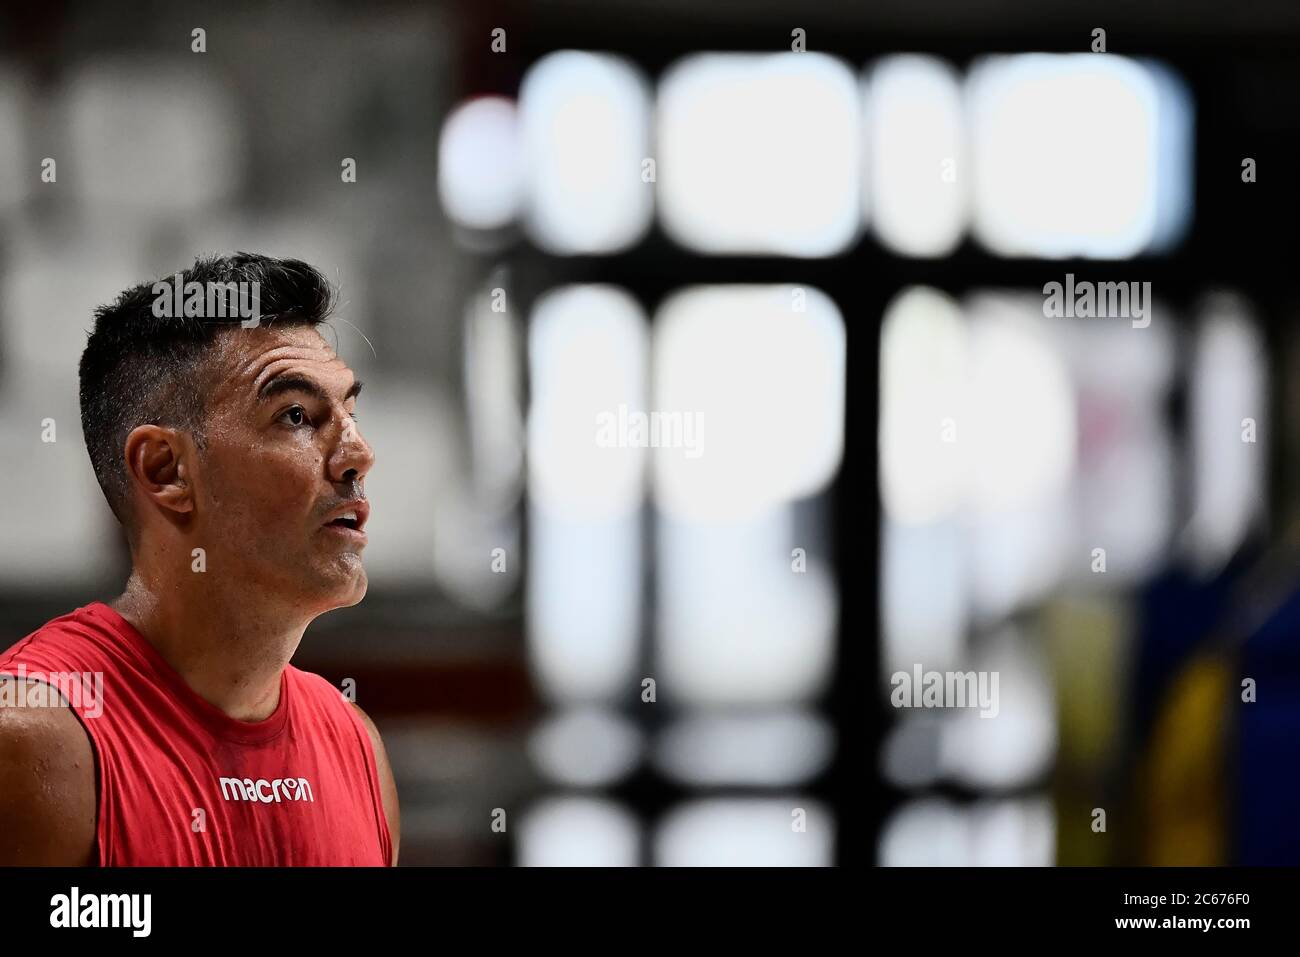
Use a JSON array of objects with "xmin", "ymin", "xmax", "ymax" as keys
[{"xmin": 280, "ymin": 405, "xmax": 311, "ymax": 427}]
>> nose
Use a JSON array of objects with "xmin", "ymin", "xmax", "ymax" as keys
[{"xmin": 327, "ymin": 413, "xmax": 375, "ymax": 486}]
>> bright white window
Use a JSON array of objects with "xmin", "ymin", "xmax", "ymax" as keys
[
  {"xmin": 520, "ymin": 52, "xmax": 652, "ymax": 254},
  {"xmin": 652, "ymin": 284, "xmax": 845, "ymax": 521},
  {"xmin": 968, "ymin": 54, "xmax": 1189, "ymax": 258},
  {"xmin": 526, "ymin": 286, "xmax": 647, "ymax": 701},
  {"xmin": 865, "ymin": 55, "xmax": 967, "ymax": 256},
  {"xmin": 657, "ymin": 53, "xmax": 860, "ymax": 256},
  {"xmin": 438, "ymin": 96, "xmax": 523, "ymax": 231}
]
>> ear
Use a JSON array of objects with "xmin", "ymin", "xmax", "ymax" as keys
[{"xmin": 122, "ymin": 424, "xmax": 196, "ymax": 519}]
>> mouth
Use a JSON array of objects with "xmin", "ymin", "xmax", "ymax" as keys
[{"xmin": 322, "ymin": 500, "xmax": 370, "ymax": 544}]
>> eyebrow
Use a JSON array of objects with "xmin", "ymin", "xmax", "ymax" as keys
[{"xmin": 257, "ymin": 374, "xmax": 363, "ymax": 405}]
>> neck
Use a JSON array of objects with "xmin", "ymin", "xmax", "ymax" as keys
[{"xmin": 110, "ymin": 564, "xmax": 309, "ymax": 723}]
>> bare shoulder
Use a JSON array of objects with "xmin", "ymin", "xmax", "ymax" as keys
[
  {"xmin": 0, "ymin": 677, "xmax": 96, "ymax": 865},
  {"xmin": 349, "ymin": 701, "xmax": 400, "ymax": 866}
]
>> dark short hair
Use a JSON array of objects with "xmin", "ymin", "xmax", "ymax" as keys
[{"xmin": 79, "ymin": 252, "xmax": 336, "ymax": 533}]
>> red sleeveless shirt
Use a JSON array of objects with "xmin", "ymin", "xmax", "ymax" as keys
[{"xmin": 0, "ymin": 602, "xmax": 392, "ymax": 867}]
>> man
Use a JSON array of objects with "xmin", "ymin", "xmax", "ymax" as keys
[{"xmin": 0, "ymin": 253, "xmax": 399, "ymax": 865}]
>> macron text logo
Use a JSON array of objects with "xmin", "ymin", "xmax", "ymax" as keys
[{"xmin": 219, "ymin": 776, "xmax": 315, "ymax": 803}]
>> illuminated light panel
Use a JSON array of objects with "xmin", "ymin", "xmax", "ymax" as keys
[
  {"xmin": 653, "ymin": 284, "xmax": 845, "ymax": 522},
  {"xmin": 1186, "ymin": 293, "xmax": 1266, "ymax": 572},
  {"xmin": 865, "ymin": 55, "xmax": 967, "ymax": 256},
  {"xmin": 940, "ymin": 628, "xmax": 1058, "ymax": 789},
  {"xmin": 654, "ymin": 709, "xmax": 834, "ymax": 786},
  {"xmin": 520, "ymin": 51, "xmax": 652, "ymax": 254},
  {"xmin": 879, "ymin": 286, "xmax": 967, "ymax": 525},
  {"xmin": 526, "ymin": 285, "xmax": 647, "ymax": 702},
  {"xmin": 527, "ymin": 509, "xmax": 643, "ymax": 703},
  {"xmin": 963, "ymin": 294, "xmax": 1076, "ymax": 617},
  {"xmin": 881, "ymin": 517, "xmax": 967, "ymax": 681},
  {"xmin": 657, "ymin": 53, "xmax": 860, "ymax": 256},
  {"xmin": 655, "ymin": 798, "xmax": 833, "ymax": 866},
  {"xmin": 968, "ymin": 54, "xmax": 1189, "ymax": 258},
  {"xmin": 528, "ymin": 707, "xmax": 644, "ymax": 787},
  {"xmin": 964, "ymin": 295, "xmax": 1076, "ymax": 514},
  {"xmin": 438, "ymin": 96, "xmax": 523, "ymax": 231},
  {"xmin": 879, "ymin": 796, "xmax": 1054, "ymax": 866},
  {"xmin": 518, "ymin": 797, "xmax": 640, "ymax": 866},
  {"xmin": 657, "ymin": 508, "xmax": 837, "ymax": 706},
  {"xmin": 528, "ymin": 285, "xmax": 648, "ymax": 518}
]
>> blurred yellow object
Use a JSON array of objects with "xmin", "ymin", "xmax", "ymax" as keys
[{"xmin": 1140, "ymin": 654, "xmax": 1230, "ymax": 865}]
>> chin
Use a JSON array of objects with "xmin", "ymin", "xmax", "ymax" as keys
[
  {"xmin": 341, "ymin": 575, "xmax": 368, "ymax": 607},
  {"xmin": 333, "ymin": 568, "xmax": 368, "ymax": 608},
  {"xmin": 310, "ymin": 564, "xmax": 368, "ymax": 612}
]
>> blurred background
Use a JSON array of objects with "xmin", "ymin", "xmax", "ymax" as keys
[{"xmin": 2, "ymin": 0, "xmax": 1300, "ymax": 865}]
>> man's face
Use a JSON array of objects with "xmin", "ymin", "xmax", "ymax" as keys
[{"xmin": 194, "ymin": 324, "xmax": 375, "ymax": 614}]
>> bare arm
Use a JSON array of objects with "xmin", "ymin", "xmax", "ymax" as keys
[
  {"xmin": 350, "ymin": 702, "xmax": 400, "ymax": 866},
  {"xmin": 0, "ymin": 679, "xmax": 97, "ymax": 865}
]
